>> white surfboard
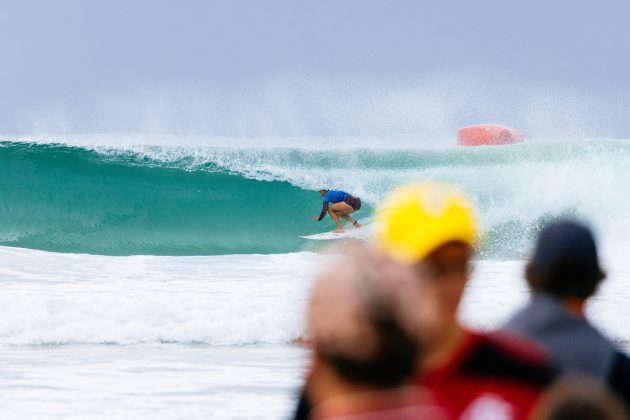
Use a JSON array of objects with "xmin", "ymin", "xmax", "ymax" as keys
[
  {"xmin": 300, "ymin": 223, "xmax": 377, "ymax": 241},
  {"xmin": 300, "ymin": 231, "xmax": 350, "ymax": 240}
]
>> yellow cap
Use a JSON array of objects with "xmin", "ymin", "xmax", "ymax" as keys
[{"xmin": 376, "ymin": 182, "xmax": 478, "ymax": 263}]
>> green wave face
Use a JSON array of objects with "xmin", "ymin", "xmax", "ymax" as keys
[{"xmin": 0, "ymin": 142, "xmax": 362, "ymax": 255}]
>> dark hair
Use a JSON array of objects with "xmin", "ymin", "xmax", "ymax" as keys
[
  {"xmin": 526, "ymin": 261, "xmax": 604, "ymax": 300},
  {"xmin": 321, "ymin": 308, "xmax": 419, "ymax": 388},
  {"xmin": 527, "ymin": 221, "xmax": 605, "ymax": 300},
  {"xmin": 311, "ymin": 246, "xmax": 420, "ymax": 389}
]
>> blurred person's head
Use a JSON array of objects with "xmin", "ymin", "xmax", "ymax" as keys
[
  {"xmin": 526, "ymin": 220, "xmax": 605, "ymax": 304},
  {"xmin": 375, "ymin": 182, "xmax": 478, "ymax": 346},
  {"xmin": 531, "ymin": 375, "xmax": 628, "ymax": 420},
  {"xmin": 307, "ymin": 245, "xmax": 421, "ymax": 394}
]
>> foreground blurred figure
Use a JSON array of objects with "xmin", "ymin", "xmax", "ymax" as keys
[
  {"xmin": 504, "ymin": 220, "xmax": 630, "ymax": 408},
  {"xmin": 376, "ymin": 182, "xmax": 555, "ymax": 420},
  {"xmin": 530, "ymin": 375, "xmax": 629, "ymax": 420},
  {"xmin": 295, "ymin": 245, "xmax": 450, "ymax": 419}
]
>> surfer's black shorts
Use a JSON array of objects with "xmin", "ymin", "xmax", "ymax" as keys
[{"xmin": 344, "ymin": 195, "xmax": 361, "ymax": 211}]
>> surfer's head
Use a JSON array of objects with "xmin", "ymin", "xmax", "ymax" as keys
[{"xmin": 319, "ymin": 189, "xmax": 328, "ymax": 197}]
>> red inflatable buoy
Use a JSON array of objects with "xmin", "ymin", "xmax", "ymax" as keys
[{"xmin": 457, "ymin": 124, "xmax": 524, "ymax": 146}]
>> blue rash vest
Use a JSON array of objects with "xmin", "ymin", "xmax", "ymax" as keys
[
  {"xmin": 323, "ymin": 190, "xmax": 349, "ymax": 204},
  {"xmin": 317, "ymin": 190, "xmax": 350, "ymax": 221}
]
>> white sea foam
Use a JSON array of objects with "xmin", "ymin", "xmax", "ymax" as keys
[
  {"xmin": 0, "ymin": 246, "xmax": 320, "ymax": 346},
  {"xmin": 1, "ymin": 245, "xmax": 629, "ymax": 347},
  {"xmin": 1, "ymin": 245, "xmax": 629, "ymax": 419},
  {"xmin": 0, "ymin": 344, "xmax": 308, "ymax": 420}
]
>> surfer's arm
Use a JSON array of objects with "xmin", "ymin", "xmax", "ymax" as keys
[{"xmin": 316, "ymin": 202, "xmax": 329, "ymax": 221}]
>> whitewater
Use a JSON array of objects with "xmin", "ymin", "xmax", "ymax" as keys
[{"xmin": 1, "ymin": 136, "xmax": 630, "ymax": 419}]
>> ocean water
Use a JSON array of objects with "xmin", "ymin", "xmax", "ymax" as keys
[{"xmin": 1, "ymin": 137, "xmax": 630, "ymax": 419}]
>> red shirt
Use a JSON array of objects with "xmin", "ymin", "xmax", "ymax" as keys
[{"xmin": 418, "ymin": 330, "xmax": 555, "ymax": 420}]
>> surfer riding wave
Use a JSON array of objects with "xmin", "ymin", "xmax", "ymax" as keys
[{"xmin": 313, "ymin": 189, "xmax": 362, "ymax": 233}]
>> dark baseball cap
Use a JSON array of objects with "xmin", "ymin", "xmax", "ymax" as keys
[{"xmin": 531, "ymin": 220, "xmax": 603, "ymax": 281}]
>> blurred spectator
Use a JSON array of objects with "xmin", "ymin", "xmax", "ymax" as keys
[
  {"xmin": 530, "ymin": 375, "xmax": 628, "ymax": 420},
  {"xmin": 504, "ymin": 220, "xmax": 630, "ymax": 408},
  {"xmin": 294, "ymin": 245, "xmax": 449, "ymax": 419},
  {"xmin": 375, "ymin": 182, "xmax": 556, "ymax": 420}
]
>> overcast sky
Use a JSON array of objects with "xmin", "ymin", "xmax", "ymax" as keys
[{"xmin": 1, "ymin": 0, "xmax": 630, "ymax": 138}]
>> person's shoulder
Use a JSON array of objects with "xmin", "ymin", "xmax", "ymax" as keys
[
  {"xmin": 484, "ymin": 330, "xmax": 553, "ymax": 364},
  {"xmin": 458, "ymin": 330, "xmax": 556, "ymax": 387},
  {"xmin": 503, "ymin": 300, "xmax": 537, "ymax": 331}
]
